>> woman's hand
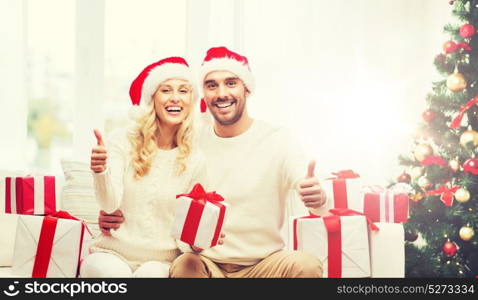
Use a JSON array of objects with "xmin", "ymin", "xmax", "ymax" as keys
[
  {"xmin": 191, "ymin": 233, "xmax": 226, "ymax": 252},
  {"xmin": 91, "ymin": 129, "xmax": 107, "ymax": 173}
]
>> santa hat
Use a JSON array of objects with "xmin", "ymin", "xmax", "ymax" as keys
[
  {"xmin": 199, "ymin": 46, "xmax": 255, "ymax": 94},
  {"xmin": 128, "ymin": 57, "xmax": 196, "ymax": 120},
  {"xmin": 198, "ymin": 47, "xmax": 255, "ymax": 114}
]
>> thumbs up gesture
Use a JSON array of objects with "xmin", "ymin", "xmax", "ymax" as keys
[
  {"xmin": 90, "ymin": 129, "xmax": 108, "ymax": 173},
  {"xmin": 298, "ymin": 160, "xmax": 326, "ymax": 209}
]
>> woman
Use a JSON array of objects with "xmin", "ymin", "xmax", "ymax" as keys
[{"xmin": 80, "ymin": 57, "xmax": 207, "ymax": 277}]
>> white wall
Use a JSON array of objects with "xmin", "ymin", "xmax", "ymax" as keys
[{"xmin": 0, "ymin": 0, "xmax": 27, "ymax": 171}]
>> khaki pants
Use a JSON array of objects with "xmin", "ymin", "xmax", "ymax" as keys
[{"xmin": 169, "ymin": 250, "xmax": 323, "ymax": 278}]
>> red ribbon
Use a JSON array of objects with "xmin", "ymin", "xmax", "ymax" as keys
[
  {"xmin": 293, "ymin": 208, "xmax": 377, "ymax": 278},
  {"xmin": 421, "ymin": 156, "xmax": 448, "ymax": 167},
  {"xmin": 426, "ymin": 186, "xmax": 459, "ymax": 207},
  {"xmin": 5, "ymin": 177, "xmax": 12, "ymax": 213},
  {"xmin": 457, "ymin": 42, "xmax": 472, "ymax": 51},
  {"xmin": 177, "ymin": 184, "xmax": 226, "ymax": 247},
  {"xmin": 450, "ymin": 96, "xmax": 478, "ymax": 129},
  {"xmin": 326, "ymin": 170, "xmax": 360, "ymax": 209},
  {"xmin": 176, "ymin": 183, "xmax": 224, "ymax": 203},
  {"xmin": 32, "ymin": 211, "xmax": 90, "ymax": 278}
]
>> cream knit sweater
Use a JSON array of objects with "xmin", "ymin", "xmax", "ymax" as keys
[
  {"xmin": 198, "ymin": 120, "xmax": 311, "ymax": 266},
  {"xmin": 90, "ymin": 127, "xmax": 206, "ymax": 269}
]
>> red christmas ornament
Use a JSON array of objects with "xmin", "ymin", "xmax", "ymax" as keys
[
  {"xmin": 443, "ymin": 41, "xmax": 458, "ymax": 54},
  {"xmin": 460, "ymin": 24, "xmax": 476, "ymax": 39},
  {"xmin": 422, "ymin": 109, "xmax": 437, "ymax": 123},
  {"xmin": 463, "ymin": 158, "xmax": 478, "ymax": 175},
  {"xmin": 449, "ymin": 1, "xmax": 454, "ymax": 4},
  {"xmin": 442, "ymin": 241, "xmax": 458, "ymax": 257},
  {"xmin": 397, "ymin": 172, "xmax": 411, "ymax": 184}
]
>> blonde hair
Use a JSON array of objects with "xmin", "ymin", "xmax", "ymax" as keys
[{"xmin": 128, "ymin": 86, "xmax": 195, "ymax": 179}]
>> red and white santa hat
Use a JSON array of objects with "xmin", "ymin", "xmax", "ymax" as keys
[
  {"xmin": 198, "ymin": 47, "xmax": 255, "ymax": 113},
  {"xmin": 199, "ymin": 47, "xmax": 255, "ymax": 93},
  {"xmin": 128, "ymin": 56, "xmax": 196, "ymax": 119}
]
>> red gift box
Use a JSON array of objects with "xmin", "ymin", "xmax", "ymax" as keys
[
  {"xmin": 5, "ymin": 176, "xmax": 56, "ymax": 215},
  {"xmin": 362, "ymin": 183, "xmax": 412, "ymax": 223}
]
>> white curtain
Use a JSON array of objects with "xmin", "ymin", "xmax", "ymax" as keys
[{"xmin": 0, "ymin": 0, "xmax": 452, "ymax": 184}]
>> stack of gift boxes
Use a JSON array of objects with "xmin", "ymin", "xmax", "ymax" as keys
[
  {"xmin": 293, "ymin": 170, "xmax": 411, "ymax": 278},
  {"xmin": 4, "ymin": 175, "xmax": 92, "ymax": 278}
]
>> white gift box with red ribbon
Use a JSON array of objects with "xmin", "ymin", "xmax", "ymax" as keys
[
  {"xmin": 293, "ymin": 209, "xmax": 377, "ymax": 278},
  {"xmin": 315, "ymin": 170, "xmax": 363, "ymax": 216},
  {"xmin": 5, "ymin": 176, "xmax": 56, "ymax": 215},
  {"xmin": 171, "ymin": 184, "xmax": 228, "ymax": 249},
  {"xmin": 369, "ymin": 222, "xmax": 405, "ymax": 278},
  {"xmin": 12, "ymin": 211, "xmax": 92, "ymax": 278}
]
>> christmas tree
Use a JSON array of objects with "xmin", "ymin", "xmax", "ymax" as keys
[{"xmin": 398, "ymin": 0, "xmax": 478, "ymax": 277}]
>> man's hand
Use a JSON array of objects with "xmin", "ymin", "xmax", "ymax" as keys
[
  {"xmin": 298, "ymin": 160, "xmax": 326, "ymax": 209},
  {"xmin": 98, "ymin": 209, "xmax": 124, "ymax": 236},
  {"xmin": 191, "ymin": 233, "xmax": 226, "ymax": 252},
  {"xmin": 91, "ymin": 129, "xmax": 107, "ymax": 173}
]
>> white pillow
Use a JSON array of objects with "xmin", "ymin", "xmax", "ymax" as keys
[{"xmin": 60, "ymin": 160, "xmax": 100, "ymax": 238}]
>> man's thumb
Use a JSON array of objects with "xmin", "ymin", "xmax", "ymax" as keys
[
  {"xmin": 94, "ymin": 129, "xmax": 104, "ymax": 146},
  {"xmin": 306, "ymin": 160, "xmax": 316, "ymax": 178}
]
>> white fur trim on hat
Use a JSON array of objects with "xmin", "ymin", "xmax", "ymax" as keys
[{"xmin": 141, "ymin": 63, "xmax": 197, "ymax": 107}]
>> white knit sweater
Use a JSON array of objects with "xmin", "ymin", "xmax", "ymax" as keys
[
  {"xmin": 90, "ymin": 127, "xmax": 206, "ymax": 268},
  {"xmin": 198, "ymin": 120, "xmax": 310, "ymax": 266}
]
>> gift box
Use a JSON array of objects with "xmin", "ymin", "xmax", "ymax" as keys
[
  {"xmin": 293, "ymin": 208, "xmax": 377, "ymax": 278},
  {"xmin": 369, "ymin": 223, "xmax": 405, "ymax": 277},
  {"xmin": 363, "ymin": 183, "xmax": 412, "ymax": 223},
  {"xmin": 315, "ymin": 170, "xmax": 363, "ymax": 215},
  {"xmin": 0, "ymin": 214, "xmax": 18, "ymax": 266},
  {"xmin": 11, "ymin": 211, "xmax": 92, "ymax": 278},
  {"xmin": 5, "ymin": 176, "xmax": 56, "ymax": 215},
  {"xmin": 171, "ymin": 184, "xmax": 228, "ymax": 249}
]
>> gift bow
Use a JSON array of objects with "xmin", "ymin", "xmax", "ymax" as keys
[
  {"xmin": 32, "ymin": 210, "xmax": 90, "ymax": 278},
  {"xmin": 450, "ymin": 96, "xmax": 478, "ymax": 129},
  {"xmin": 328, "ymin": 208, "xmax": 379, "ymax": 231},
  {"xmin": 176, "ymin": 183, "xmax": 224, "ymax": 204},
  {"xmin": 426, "ymin": 186, "xmax": 459, "ymax": 207},
  {"xmin": 421, "ymin": 156, "xmax": 448, "ymax": 167},
  {"xmin": 326, "ymin": 170, "xmax": 360, "ymax": 180}
]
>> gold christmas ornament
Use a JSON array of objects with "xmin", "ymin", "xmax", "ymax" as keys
[
  {"xmin": 414, "ymin": 144, "xmax": 433, "ymax": 162},
  {"xmin": 410, "ymin": 193, "xmax": 424, "ymax": 203},
  {"xmin": 459, "ymin": 128, "xmax": 478, "ymax": 148},
  {"xmin": 446, "ymin": 72, "xmax": 467, "ymax": 92},
  {"xmin": 455, "ymin": 188, "xmax": 471, "ymax": 203},
  {"xmin": 411, "ymin": 166, "xmax": 424, "ymax": 180},
  {"xmin": 418, "ymin": 176, "xmax": 432, "ymax": 190},
  {"xmin": 459, "ymin": 226, "xmax": 475, "ymax": 241},
  {"xmin": 449, "ymin": 158, "xmax": 460, "ymax": 172}
]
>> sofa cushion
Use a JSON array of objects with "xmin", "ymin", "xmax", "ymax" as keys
[{"xmin": 60, "ymin": 160, "xmax": 100, "ymax": 237}]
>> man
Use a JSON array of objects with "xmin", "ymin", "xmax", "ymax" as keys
[{"xmin": 99, "ymin": 47, "xmax": 326, "ymax": 278}]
